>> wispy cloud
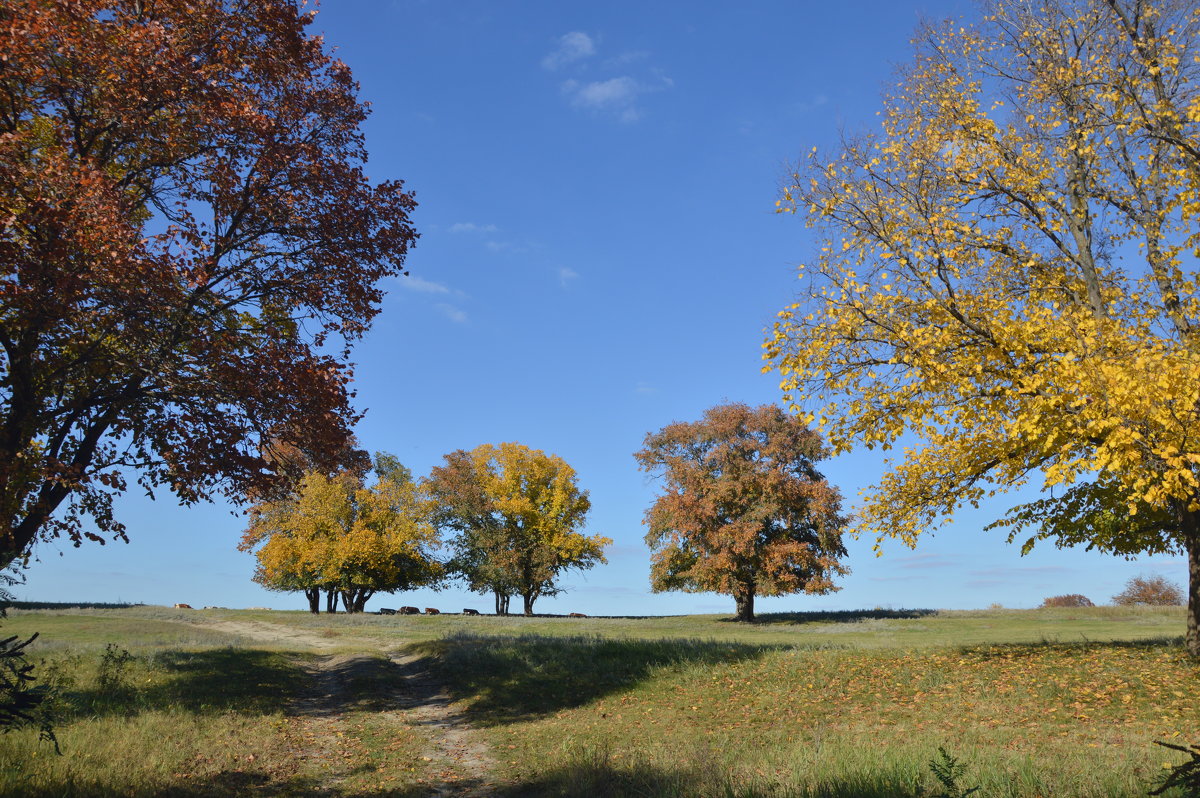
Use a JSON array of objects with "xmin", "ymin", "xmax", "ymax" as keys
[
  {"xmin": 435, "ymin": 303, "xmax": 468, "ymax": 324},
  {"xmin": 558, "ymin": 267, "xmax": 579, "ymax": 287},
  {"xmin": 561, "ymin": 73, "xmax": 673, "ymax": 123},
  {"xmin": 542, "ymin": 31, "xmax": 595, "ymax": 70},
  {"xmin": 968, "ymin": 566, "xmax": 1073, "ymax": 577},
  {"xmin": 448, "ymin": 222, "xmax": 499, "ymax": 234},
  {"xmin": 398, "ymin": 275, "xmax": 450, "ymax": 294},
  {"xmin": 604, "ymin": 50, "xmax": 649, "ymax": 68},
  {"xmin": 635, "ymin": 382, "xmax": 658, "ymax": 395},
  {"xmin": 545, "ymin": 31, "xmax": 672, "ymax": 123},
  {"xmin": 795, "ymin": 93, "xmax": 829, "ymax": 114}
]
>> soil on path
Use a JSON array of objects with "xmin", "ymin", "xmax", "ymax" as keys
[{"xmin": 189, "ymin": 617, "xmax": 498, "ymax": 796}]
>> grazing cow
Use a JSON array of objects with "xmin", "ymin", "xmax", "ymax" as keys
[
  {"xmin": 424, "ymin": 607, "xmax": 440, "ymax": 615},
  {"xmin": 462, "ymin": 608, "xmax": 480, "ymax": 616},
  {"xmin": 568, "ymin": 612, "xmax": 587, "ymax": 618},
  {"xmin": 400, "ymin": 606, "xmax": 420, "ymax": 615},
  {"xmin": 378, "ymin": 607, "xmax": 397, "ymax": 616},
  {"xmin": 173, "ymin": 603, "xmax": 193, "ymax": 609}
]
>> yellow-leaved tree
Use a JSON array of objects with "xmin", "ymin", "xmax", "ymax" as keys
[
  {"xmin": 239, "ymin": 453, "xmax": 442, "ymax": 613},
  {"xmin": 765, "ymin": 0, "xmax": 1200, "ymax": 655},
  {"xmin": 424, "ymin": 442, "xmax": 610, "ymax": 615}
]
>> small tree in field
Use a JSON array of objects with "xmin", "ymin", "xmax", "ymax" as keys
[
  {"xmin": 635, "ymin": 403, "xmax": 848, "ymax": 622},
  {"xmin": 1041, "ymin": 594, "xmax": 1095, "ymax": 608},
  {"xmin": 1113, "ymin": 575, "xmax": 1184, "ymax": 606},
  {"xmin": 240, "ymin": 454, "xmax": 442, "ymax": 613},
  {"xmin": 424, "ymin": 443, "xmax": 610, "ymax": 616}
]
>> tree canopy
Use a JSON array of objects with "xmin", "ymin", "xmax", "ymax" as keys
[
  {"xmin": 424, "ymin": 443, "xmax": 609, "ymax": 615},
  {"xmin": 635, "ymin": 403, "xmax": 848, "ymax": 622},
  {"xmin": 240, "ymin": 453, "xmax": 442, "ymax": 613},
  {"xmin": 0, "ymin": 0, "xmax": 416, "ymax": 567},
  {"xmin": 764, "ymin": 0, "xmax": 1200, "ymax": 652}
]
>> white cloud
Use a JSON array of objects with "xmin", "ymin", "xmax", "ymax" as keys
[
  {"xmin": 398, "ymin": 275, "xmax": 450, "ymax": 294},
  {"xmin": 435, "ymin": 303, "xmax": 468, "ymax": 324},
  {"xmin": 448, "ymin": 222, "xmax": 499, "ymax": 234},
  {"xmin": 562, "ymin": 73, "xmax": 672, "ymax": 123},
  {"xmin": 542, "ymin": 31, "xmax": 595, "ymax": 70},
  {"xmin": 558, "ymin": 267, "xmax": 579, "ymax": 287},
  {"xmin": 635, "ymin": 382, "xmax": 658, "ymax": 395}
]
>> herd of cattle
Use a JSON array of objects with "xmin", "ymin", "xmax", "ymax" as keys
[
  {"xmin": 376, "ymin": 607, "xmax": 589, "ymax": 617},
  {"xmin": 171, "ymin": 602, "xmax": 588, "ymax": 617}
]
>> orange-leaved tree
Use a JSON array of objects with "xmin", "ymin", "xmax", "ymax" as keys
[
  {"xmin": 634, "ymin": 403, "xmax": 848, "ymax": 622},
  {"xmin": 765, "ymin": 0, "xmax": 1200, "ymax": 655},
  {"xmin": 240, "ymin": 454, "xmax": 442, "ymax": 613},
  {"xmin": 0, "ymin": 0, "xmax": 417, "ymax": 567},
  {"xmin": 424, "ymin": 443, "xmax": 609, "ymax": 616}
]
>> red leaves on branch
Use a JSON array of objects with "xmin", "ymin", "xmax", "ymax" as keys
[{"xmin": 0, "ymin": 1, "xmax": 417, "ymax": 563}]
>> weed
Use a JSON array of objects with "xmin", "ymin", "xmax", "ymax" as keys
[
  {"xmin": 96, "ymin": 643, "xmax": 133, "ymax": 698},
  {"xmin": 928, "ymin": 747, "xmax": 980, "ymax": 797},
  {"xmin": 1149, "ymin": 740, "xmax": 1200, "ymax": 797}
]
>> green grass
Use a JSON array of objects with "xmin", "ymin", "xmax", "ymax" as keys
[
  {"xmin": 420, "ymin": 632, "xmax": 1199, "ymax": 797},
  {"xmin": 0, "ymin": 605, "xmax": 1194, "ymax": 796}
]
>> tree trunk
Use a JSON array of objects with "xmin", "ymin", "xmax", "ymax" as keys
[
  {"xmin": 1187, "ymin": 526, "xmax": 1200, "ymax": 658},
  {"xmin": 522, "ymin": 592, "xmax": 536, "ymax": 616},
  {"xmin": 494, "ymin": 590, "xmax": 511, "ymax": 616},
  {"xmin": 326, "ymin": 590, "xmax": 339, "ymax": 614},
  {"xmin": 734, "ymin": 587, "xmax": 755, "ymax": 623},
  {"xmin": 305, "ymin": 588, "xmax": 320, "ymax": 614}
]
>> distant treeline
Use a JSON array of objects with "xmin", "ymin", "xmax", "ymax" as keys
[{"xmin": 5, "ymin": 601, "xmax": 144, "ymax": 610}]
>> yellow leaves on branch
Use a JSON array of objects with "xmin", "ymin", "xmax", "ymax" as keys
[{"xmin": 764, "ymin": 0, "xmax": 1200, "ymax": 557}]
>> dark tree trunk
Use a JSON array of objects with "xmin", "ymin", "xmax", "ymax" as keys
[
  {"xmin": 494, "ymin": 590, "xmax": 511, "ymax": 616},
  {"xmin": 1186, "ymin": 524, "xmax": 1200, "ymax": 658},
  {"xmin": 522, "ymin": 592, "xmax": 536, "ymax": 616},
  {"xmin": 734, "ymin": 588, "xmax": 755, "ymax": 622},
  {"xmin": 339, "ymin": 588, "xmax": 373, "ymax": 614},
  {"xmin": 325, "ymin": 590, "xmax": 339, "ymax": 614},
  {"xmin": 305, "ymin": 588, "xmax": 320, "ymax": 614}
]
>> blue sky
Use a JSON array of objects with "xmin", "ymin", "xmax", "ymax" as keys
[{"xmin": 17, "ymin": 0, "xmax": 1187, "ymax": 614}]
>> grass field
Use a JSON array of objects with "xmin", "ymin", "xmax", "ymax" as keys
[{"xmin": 0, "ymin": 605, "xmax": 1195, "ymax": 796}]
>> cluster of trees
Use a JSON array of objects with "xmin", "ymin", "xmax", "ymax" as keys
[
  {"xmin": 766, "ymin": 0, "xmax": 1200, "ymax": 655},
  {"xmin": 1042, "ymin": 575, "xmax": 1185, "ymax": 607},
  {"xmin": 240, "ymin": 444, "xmax": 611, "ymax": 615}
]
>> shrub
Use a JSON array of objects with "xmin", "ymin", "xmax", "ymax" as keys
[
  {"xmin": 1113, "ymin": 575, "xmax": 1185, "ymax": 606},
  {"xmin": 1041, "ymin": 594, "xmax": 1095, "ymax": 608}
]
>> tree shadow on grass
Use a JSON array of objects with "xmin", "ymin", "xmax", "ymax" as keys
[
  {"xmin": 404, "ymin": 632, "xmax": 786, "ymax": 727},
  {"xmin": 49, "ymin": 647, "xmax": 306, "ymax": 721},
  {"xmin": 738, "ymin": 609, "xmax": 938, "ymax": 626},
  {"xmin": 953, "ymin": 634, "xmax": 1187, "ymax": 659}
]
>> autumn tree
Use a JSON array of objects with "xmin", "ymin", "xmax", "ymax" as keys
[
  {"xmin": 765, "ymin": 0, "xmax": 1200, "ymax": 655},
  {"xmin": 240, "ymin": 454, "xmax": 442, "ymax": 613},
  {"xmin": 634, "ymin": 403, "xmax": 848, "ymax": 622},
  {"xmin": 1113, "ymin": 574, "xmax": 1185, "ymax": 605},
  {"xmin": 424, "ymin": 443, "xmax": 609, "ymax": 616},
  {"xmin": 0, "ymin": 0, "xmax": 417, "ymax": 568}
]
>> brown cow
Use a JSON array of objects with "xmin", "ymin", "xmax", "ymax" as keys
[
  {"xmin": 173, "ymin": 603, "xmax": 193, "ymax": 609},
  {"xmin": 400, "ymin": 606, "xmax": 420, "ymax": 615},
  {"xmin": 462, "ymin": 608, "xmax": 480, "ymax": 616},
  {"xmin": 568, "ymin": 612, "xmax": 587, "ymax": 618},
  {"xmin": 424, "ymin": 607, "xmax": 440, "ymax": 615}
]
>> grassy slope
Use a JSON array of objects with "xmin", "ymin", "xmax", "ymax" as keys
[{"xmin": 0, "ymin": 606, "xmax": 1194, "ymax": 797}]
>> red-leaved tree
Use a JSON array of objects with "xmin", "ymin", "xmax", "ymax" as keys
[
  {"xmin": 0, "ymin": 0, "xmax": 417, "ymax": 566},
  {"xmin": 635, "ymin": 403, "xmax": 849, "ymax": 622}
]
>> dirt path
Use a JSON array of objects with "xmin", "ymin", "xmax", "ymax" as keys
[
  {"xmin": 189, "ymin": 617, "xmax": 498, "ymax": 796},
  {"xmin": 387, "ymin": 650, "xmax": 496, "ymax": 797}
]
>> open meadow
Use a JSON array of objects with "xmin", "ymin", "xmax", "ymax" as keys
[{"xmin": 0, "ymin": 604, "xmax": 1195, "ymax": 797}]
